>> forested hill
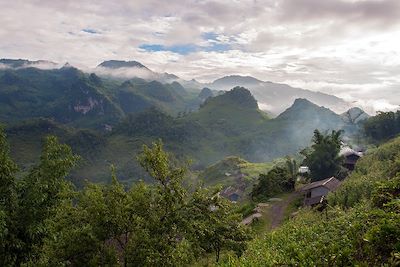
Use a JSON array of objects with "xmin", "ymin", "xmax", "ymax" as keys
[
  {"xmin": 0, "ymin": 65, "xmax": 201, "ymax": 129},
  {"xmin": 0, "ymin": 59, "xmax": 354, "ymax": 118},
  {"xmin": 5, "ymin": 86, "xmax": 366, "ymax": 185}
]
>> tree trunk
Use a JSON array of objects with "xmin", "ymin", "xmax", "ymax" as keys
[{"xmin": 216, "ymin": 248, "xmax": 220, "ymax": 262}]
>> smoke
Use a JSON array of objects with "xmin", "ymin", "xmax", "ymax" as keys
[{"xmin": 0, "ymin": 63, "xmax": 10, "ymax": 70}]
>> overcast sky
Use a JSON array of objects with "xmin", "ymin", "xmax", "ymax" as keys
[{"xmin": 1, "ymin": 0, "xmax": 399, "ymax": 112}]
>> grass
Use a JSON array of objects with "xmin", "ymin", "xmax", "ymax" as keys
[{"xmin": 240, "ymin": 161, "xmax": 274, "ymax": 181}]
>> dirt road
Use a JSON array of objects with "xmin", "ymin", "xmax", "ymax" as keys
[{"xmin": 269, "ymin": 192, "xmax": 299, "ymax": 230}]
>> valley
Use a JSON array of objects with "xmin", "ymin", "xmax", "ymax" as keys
[{"xmin": 1, "ymin": 58, "xmax": 399, "ymax": 266}]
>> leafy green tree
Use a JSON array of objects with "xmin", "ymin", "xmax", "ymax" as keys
[
  {"xmin": 364, "ymin": 111, "xmax": 400, "ymax": 142},
  {"xmin": 136, "ymin": 141, "xmax": 194, "ymax": 266},
  {"xmin": 39, "ymin": 166, "xmax": 151, "ymax": 266},
  {"xmin": 303, "ymin": 129, "xmax": 343, "ymax": 181},
  {"xmin": 188, "ymin": 187, "xmax": 251, "ymax": 262},
  {"xmin": 0, "ymin": 136, "xmax": 251, "ymax": 266},
  {"xmin": 251, "ymin": 166, "xmax": 294, "ymax": 200},
  {"xmin": 0, "ymin": 126, "xmax": 19, "ymax": 266},
  {"xmin": 16, "ymin": 136, "xmax": 79, "ymax": 264}
]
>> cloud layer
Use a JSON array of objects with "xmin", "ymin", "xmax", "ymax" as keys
[{"xmin": 1, "ymin": 0, "xmax": 399, "ymax": 113}]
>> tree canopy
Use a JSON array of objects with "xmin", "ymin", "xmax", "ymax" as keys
[
  {"xmin": 251, "ymin": 157, "xmax": 296, "ymax": 201},
  {"xmin": 302, "ymin": 129, "xmax": 344, "ymax": 181},
  {"xmin": 364, "ymin": 110, "xmax": 400, "ymax": 142}
]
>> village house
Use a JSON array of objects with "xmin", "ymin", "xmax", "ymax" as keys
[
  {"xmin": 300, "ymin": 177, "xmax": 341, "ymax": 206},
  {"xmin": 298, "ymin": 166, "xmax": 310, "ymax": 174},
  {"xmin": 220, "ymin": 186, "xmax": 243, "ymax": 202},
  {"xmin": 340, "ymin": 146, "xmax": 363, "ymax": 171}
]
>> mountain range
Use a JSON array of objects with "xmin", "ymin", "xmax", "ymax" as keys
[
  {"xmin": 1, "ymin": 58, "xmax": 355, "ymax": 116},
  {"xmin": 0, "ymin": 58, "xmax": 370, "ymax": 185},
  {"xmin": 208, "ymin": 75, "xmax": 351, "ymax": 115}
]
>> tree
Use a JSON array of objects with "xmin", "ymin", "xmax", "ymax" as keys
[
  {"xmin": 0, "ymin": 126, "xmax": 19, "ymax": 266},
  {"xmin": 285, "ymin": 156, "xmax": 298, "ymax": 189},
  {"xmin": 136, "ymin": 140, "xmax": 194, "ymax": 266},
  {"xmin": 39, "ymin": 166, "xmax": 151, "ymax": 267},
  {"xmin": 251, "ymin": 165, "xmax": 294, "ymax": 200},
  {"xmin": 187, "ymin": 187, "xmax": 251, "ymax": 262},
  {"xmin": 5, "ymin": 138, "xmax": 251, "ymax": 266},
  {"xmin": 303, "ymin": 130, "xmax": 343, "ymax": 181},
  {"xmin": 15, "ymin": 136, "xmax": 79, "ymax": 264},
  {"xmin": 364, "ymin": 111, "xmax": 400, "ymax": 142}
]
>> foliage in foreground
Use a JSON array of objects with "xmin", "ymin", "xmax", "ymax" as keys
[
  {"xmin": 0, "ymin": 127, "xmax": 251, "ymax": 266},
  {"xmin": 222, "ymin": 135, "xmax": 400, "ymax": 266}
]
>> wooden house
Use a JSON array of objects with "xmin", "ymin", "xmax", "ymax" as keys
[{"xmin": 300, "ymin": 177, "xmax": 341, "ymax": 206}]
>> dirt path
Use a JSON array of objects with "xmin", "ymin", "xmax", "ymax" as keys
[{"xmin": 269, "ymin": 192, "xmax": 299, "ymax": 230}]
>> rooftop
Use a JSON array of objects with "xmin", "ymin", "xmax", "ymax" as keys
[{"xmin": 300, "ymin": 177, "xmax": 341, "ymax": 192}]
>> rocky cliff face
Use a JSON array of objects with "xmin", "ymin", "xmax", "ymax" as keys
[{"xmin": 341, "ymin": 107, "xmax": 370, "ymax": 124}]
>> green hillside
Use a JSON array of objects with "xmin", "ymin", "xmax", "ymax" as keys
[
  {"xmin": 188, "ymin": 86, "xmax": 269, "ymax": 134},
  {"xmin": 198, "ymin": 156, "xmax": 275, "ymax": 186},
  {"xmin": 0, "ymin": 67, "xmax": 123, "ymax": 128},
  {"xmin": 0, "ymin": 67, "xmax": 200, "ymax": 130},
  {"xmin": 4, "ymin": 85, "xmax": 363, "ymax": 185},
  {"xmin": 223, "ymin": 136, "xmax": 400, "ymax": 266}
]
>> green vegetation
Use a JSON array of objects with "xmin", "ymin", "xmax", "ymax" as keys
[
  {"xmin": 198, "ymin": 156, "xmax": 274, "ymax": 186},
  {"xmin": 0, "ymin": 67, "xmax": 199, "ymax": 129},
  {"xmin": 250, "ymin": 166, "xmax": 295, "ymax": 201},
  {"xmin": 302, "ymin": 129, "xmax": 344, "ymax": 181},
  {"xmin": 1, "ymin": 68, "xmax": 364, "ymax": 185},
  {"xmin": 364, "ymin": 110, "xmax": 400, "ymax": 143},
  {"xmin": 250, "ymin": 157, "xmax": 297, "ymax": 201},
  {"xmin": 0, "ymin": 128, "xmax": 251, "ymax": 266},
  {"xmin": 0, "ymin": 131, "xmax": 79, "ymax": 266},
  {"xmin": 0, "ymin": 67, "xmax": 123, "ymax": 129},
  {"xmin": 221, "ymin": 135, "xmax": 400, "ymax": 266}
]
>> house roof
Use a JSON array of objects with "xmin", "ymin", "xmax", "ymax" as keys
[
  {"xmin": 221, "ymin": 186, "xmax": 243, "ymax": 198},
  {"xmin": 339, "ymin": 147, "xmax": 363, "ymax": 157},
  {"xmin": 300, "ymin": 177, "xmax": 341, "ymax": 192}
]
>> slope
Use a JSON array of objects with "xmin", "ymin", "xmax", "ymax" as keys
[
  {"xmin": 0, "ymin": 66, "xmax": 124, "ymax": 129},
  {"xmin": 5, "ymin": 87, "xmax": 363, "ymax": 185}
]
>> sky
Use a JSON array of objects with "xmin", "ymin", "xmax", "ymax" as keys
[{"xmin": 1, "ymin": 0, "xmax": 400, "ymax": 112}]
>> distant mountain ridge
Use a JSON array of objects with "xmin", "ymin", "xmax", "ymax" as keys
[
  {"xmin": 208, "ymin": 75, "xmax": 352, "ymax": 115},
  {"xmin": 0, "ymin": 58, "xmax": 59, "ymax": 69},
  {"xmin": 97, "ymin": 60, "xmax": 149, "ymax": 70},
  {"xmin": 0, "ymin": 58, "xmax": 355, "ymax": 115}
]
